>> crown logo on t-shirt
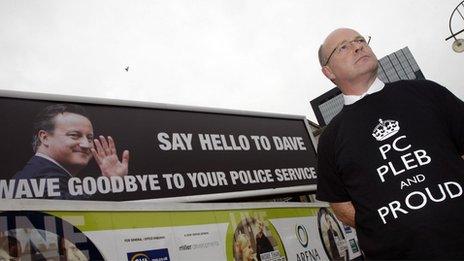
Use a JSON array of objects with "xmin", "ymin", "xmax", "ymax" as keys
[{"xmin": 372, "ymin": 119, "xmax": 400, "ymax": 141}]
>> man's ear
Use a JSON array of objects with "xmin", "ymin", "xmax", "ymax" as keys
[
  {"xmin": 38, "ymin": 130, "xmax": 50, "ymax": 147},
  {"xmin": 321, "ymin": 66, "xmax": 336, "ymax": 81}
]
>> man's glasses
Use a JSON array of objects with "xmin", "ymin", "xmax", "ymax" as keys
[{"xmin": 323, "ymin": 36, "xmax": 371, "ymax": 66}]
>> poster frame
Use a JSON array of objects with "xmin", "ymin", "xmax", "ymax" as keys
[{"xmin": 0, "ymin": 89, "xmax": 318, "ymax": 201}]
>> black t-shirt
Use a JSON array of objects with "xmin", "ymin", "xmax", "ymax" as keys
[{"xmin": 316, "ymin": 80, "xmax": 464, "ymax": 259}]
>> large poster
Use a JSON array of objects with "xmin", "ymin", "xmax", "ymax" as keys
[
  {"xmin": 0, "ymin": 200, "xmax": 361, "ymax": 260},
  {"xmin": 0, "ymin": 90, "xmax": 317, "ymax": 201}
]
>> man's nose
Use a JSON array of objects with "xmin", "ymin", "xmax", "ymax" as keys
[
  {"xmin": 353, "ymin": 41, "xmax": 364, "ymax": 53},
  {"xmin": 79, "ymin": 138, "xmax": 93, "ymax": 149}
]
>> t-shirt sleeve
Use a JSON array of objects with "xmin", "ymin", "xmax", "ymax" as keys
[
  {"xmin": 315, "ymin": 126, "xmax": 351, "ymax": 202},
  {"xmin": 426, "ymin": 80, "xmax": 464, "ymax": 155}
]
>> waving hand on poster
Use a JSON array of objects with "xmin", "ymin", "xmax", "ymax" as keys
[{"xmin": 92, "ymin": 135, "xmax": 129, "ymax": 177}]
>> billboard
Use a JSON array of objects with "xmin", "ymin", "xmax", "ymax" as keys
[
  {"xmin": 0, "ymin": 200, "xmax": 361, "ymax": 260},
  {"xmin": 0, "ymin": 90, "xmax": 317, "ymax": 201}
]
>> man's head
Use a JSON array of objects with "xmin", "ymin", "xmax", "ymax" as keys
[
  {"xmin": 257, "ymin": 219, "xmax": 265, "ymax": 234},
  {"xmin": 324, "ymin": 214, "xmax": 334, "ymax": 229},
  {"xmin": 318, "ymin": 28, "xmax": 379, "ymax": 94},
  {"xmin": 32, "ymin": 104, "xmax": 94, "ymax": 175}
]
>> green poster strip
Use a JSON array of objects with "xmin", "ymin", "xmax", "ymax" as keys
[
  {"xmin": 48, "ymin": 211, "xmax": 172, "ymax": 231},
  {"xmin": 214, "ymin": 207, "xmax": 314, "ymax": 224},
  {"xmin": 48, "ymin": 207, "xmax": 320, "ymax": 232},
  {"xmin": 169, "ymin": 211, "xmax": 218, "ymax": 226}
]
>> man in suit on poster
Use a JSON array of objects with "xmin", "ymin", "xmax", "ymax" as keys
[{"xmin": 13, "ymin": 103, "xmax": 130, "ymax": 199}]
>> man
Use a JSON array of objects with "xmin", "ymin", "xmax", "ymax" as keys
[
  {"xmin": 323, "ymin": 214, "xmax": 342, "ymax": 261},
  {"xmin": 316, "ymin": 28, "xmax": 464, "ymax": 259},
  {"xmin": 255, "ymin": 219, "xmax": 273, "ymax": 261},
  {"xmin": 14, "ymin": 104, "xmax": 130, "ymax": 199}
]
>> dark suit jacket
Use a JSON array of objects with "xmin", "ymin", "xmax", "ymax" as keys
[{"xmin": 13, "ymin": 155, "xmax": 74, "ymax": 199}]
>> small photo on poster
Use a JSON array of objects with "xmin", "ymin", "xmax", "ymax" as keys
[
  {"xmin": 317, "ymin": 208, "xmax": 349, "ymax": 261},
  {"xmin": 229, "ymin": 214, "xmax": 286, "ymax": 261}
]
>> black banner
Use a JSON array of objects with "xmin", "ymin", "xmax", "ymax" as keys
[{"xmin": 0, "ymin": 91, "xmax": 317, "ymax": 201}]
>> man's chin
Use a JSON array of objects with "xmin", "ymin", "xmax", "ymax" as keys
[
  {"xmin": 356, "ymin": 58, "xmax": 377, "ymax": 68},
  {"xmin": 358, "ymin": 61, "xmax": 378, "ymax": 75},
  {"xmin": 70, "ymin": 157, "xmax": 91, "ymax": 168}
]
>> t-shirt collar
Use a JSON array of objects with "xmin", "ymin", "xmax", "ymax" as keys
[
  {"xmin": 35, "ymin": 152, "xmax": 73, "ymax": 177},
  {"xmin": 343, "ymin": 78, "xmax": 385, "ymax": 105}
]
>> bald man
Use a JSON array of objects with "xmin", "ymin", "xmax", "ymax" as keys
[{"xmin": 315, "ymin": 28, "xmax": 464, "ymax": 259}]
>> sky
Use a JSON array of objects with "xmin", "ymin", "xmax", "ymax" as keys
[{"xmin": 0, "ymin": 0, "xmax": 463, "ymax": 123}]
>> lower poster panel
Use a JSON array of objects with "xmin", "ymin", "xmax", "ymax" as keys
[{"xmin": 0, "ymin": 205, "xmax": 361, "ymax": 260}]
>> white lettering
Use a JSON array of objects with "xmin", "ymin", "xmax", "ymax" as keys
[
  {"xmin": 378, "ymin": 207, "xmax": 390, "ymax": 224},
  {"xmin": 157, "ymin": 132, "xmax": 171, "ymax": 150},
  {"xmin": 148, "ymin": 175, "xmax": 161, "ymax": 190},
  {"xmin": 405, "ymin": 191, "xmax": 427, "ymax": 210},
  {"xmin": 414, "ymin": 150, "xmax": 431, "ymax": 165},
  {"xmin": 388, "ymin": 201, "xmax": 409, "ymax": 219},
  {"xmin": 198, "ymin": 134, "xmax": 212, "ymax": 150},
  {"xmin": 378, "ymin": 181, "xmax": 463, "ymax": 224},
  {"xmin": 392, "ymin": 135, "xmax": 411, "ymax": 152},
  {"xmin": 379, "ymin": 144, "xmax": 391, "ymax": 160},
  {"xmin": 425, "ymin": 184, "xmax": 446, "ymax": 202},
  {"xmin": 444, "ymin": 181, "xmax": 462, "ymax": 198},
  {"xmin": 401, "ymin": 153, "xmax": 418, "ymax": 170},
  {"xmin": 377, "ymin": 165, "xmax": 389, "ymax": 182}
]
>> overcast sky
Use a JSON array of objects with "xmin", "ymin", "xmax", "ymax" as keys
[{"xmin": 1, "ymin": 0, "xmax": 463, "ymax": 122}]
